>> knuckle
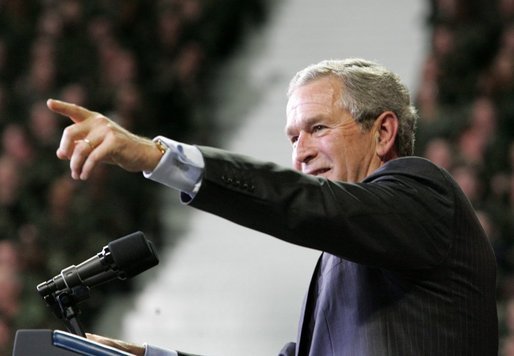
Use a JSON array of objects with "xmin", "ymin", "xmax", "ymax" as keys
[{"xmin": 62, "ymin": 125, "xmax": 74, "ymax": 137}]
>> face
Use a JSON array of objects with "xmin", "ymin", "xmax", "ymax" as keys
[{"xmin": 286, "ymin": 76, "xmax": 380, "ymax": 183}]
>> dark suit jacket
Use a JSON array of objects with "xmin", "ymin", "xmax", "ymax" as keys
[{"xmin": 185, "ymin": 147, "xmax": 498, "ymax": 356}]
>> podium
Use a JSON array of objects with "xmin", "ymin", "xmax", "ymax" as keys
[{"xmin": 12, "ymin": 329, "xmax": 134, "ymax": 356}]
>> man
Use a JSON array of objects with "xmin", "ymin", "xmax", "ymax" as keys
[{"xmin": 47, "ymin": 58, "xmax": 498, "ymax": 355}]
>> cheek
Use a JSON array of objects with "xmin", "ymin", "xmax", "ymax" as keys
[
  {"xmin": 325, "ymin": 137, "xmax": 352, "ymax": 172},
  {"xmin": 323, "ymin": 135, "xmax": 348, "ymax": 158},
  {"xmin": 340, "ymin": 131, "xmax": 369, "ymax": 155}
]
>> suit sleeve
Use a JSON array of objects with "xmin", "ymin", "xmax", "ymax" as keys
[{"xmin": 186, "ymin": 147, "xmax": 455, "ymax": 270}]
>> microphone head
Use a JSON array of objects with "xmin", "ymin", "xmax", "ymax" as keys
[{"xmin": 108, "ymin": 231, "xmax": 159, "ymax": 279}]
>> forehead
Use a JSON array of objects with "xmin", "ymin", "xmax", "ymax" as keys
[
  {"xmin": 287, "ymin": 77, "xmax": 341, "ymax": 111},
  {"xmin": 286, "ymin": 77, "xmax": 342, "ymax": 128}
]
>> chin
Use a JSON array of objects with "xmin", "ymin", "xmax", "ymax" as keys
[
  {"xmin": 328, "ymin": 173, "xmax": 348, "ymax": 182},
  {"xmin": 321, "ymin": 172, "xmax": 337, "ymax": 180}
]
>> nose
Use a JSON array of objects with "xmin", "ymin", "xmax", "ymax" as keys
[{"xmin": 293, "ymin": 132, "xmax": 317, "ymax": 167}]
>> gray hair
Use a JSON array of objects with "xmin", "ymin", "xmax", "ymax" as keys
[{"xmin": 287, "ymin": 58, "xmax": 418, "ymax": 156}]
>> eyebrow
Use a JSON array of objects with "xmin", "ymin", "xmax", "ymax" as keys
[{"xmin": 285, "ymin": 115, "xmax": 327, "ymax": 137}]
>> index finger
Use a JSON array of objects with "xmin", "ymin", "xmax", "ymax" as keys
[{"xmin": 46, "ymin": 99, "xmax": 95, "ymax": 123}]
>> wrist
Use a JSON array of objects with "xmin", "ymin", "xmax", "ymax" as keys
[{"xmin": 140, "ymin": 137, "xmax": 168, "ymax": 172}]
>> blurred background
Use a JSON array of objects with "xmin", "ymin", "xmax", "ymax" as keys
[{"xmin": 0, "ymin": 0, "xmax": 513, "ymax": 355}]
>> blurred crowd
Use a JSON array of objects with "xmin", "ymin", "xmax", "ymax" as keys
[
  {"xmin": 0, "ymin": 0, "xmax": 269, "ymax": 353},
  {"xmin": 418, "ymin": 0, "xmax": 514, "ymax": 354}
]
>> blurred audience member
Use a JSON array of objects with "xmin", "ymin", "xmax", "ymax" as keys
[{"xmin": 0, "ymin": 1, "xmax": 271, "ymax": 352}]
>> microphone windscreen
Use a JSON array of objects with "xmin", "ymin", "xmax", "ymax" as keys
[{"xmin": 108, "ymin": 231, "xmax": 159, "ymax": 278}]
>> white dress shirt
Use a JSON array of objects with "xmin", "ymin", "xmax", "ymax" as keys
[{"xmin": 143, "ymin": 136, "xmax": 204, "ymax": 196}]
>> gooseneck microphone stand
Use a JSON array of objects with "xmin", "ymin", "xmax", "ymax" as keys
[{"xmin": 38, "ymin": 283, "xmax": 89, "ymax": 337}]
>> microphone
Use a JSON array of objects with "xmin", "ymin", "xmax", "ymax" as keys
[{"xmin": 37, "ymin": 231, "xmax": 159, "ymax": 297}]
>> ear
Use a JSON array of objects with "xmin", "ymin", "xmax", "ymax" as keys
[{"xmin": 373, "ymin": 111, "xmax": 399, "ymax": 161}]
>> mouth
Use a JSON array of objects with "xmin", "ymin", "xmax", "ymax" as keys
[{"xmin": 306, "ymin": 168, "xmax": 330, "ymax": 176}]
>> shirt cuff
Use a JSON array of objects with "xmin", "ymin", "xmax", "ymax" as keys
[
  {"xmin": 143, "ymin": 136, "xmax": 204, "ymax": 196},
  {"xmin": 144, "ymin": 343, "xmax": 178, "ymax": 356}
]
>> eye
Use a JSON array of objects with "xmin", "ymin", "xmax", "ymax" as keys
[
  {"xmin": 290, "ymin": 136, "xmax": 298, "ymax": 145},
  {"xmin": 312, "ymin": 125, "xmax": 326, "ymax": 133}
]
